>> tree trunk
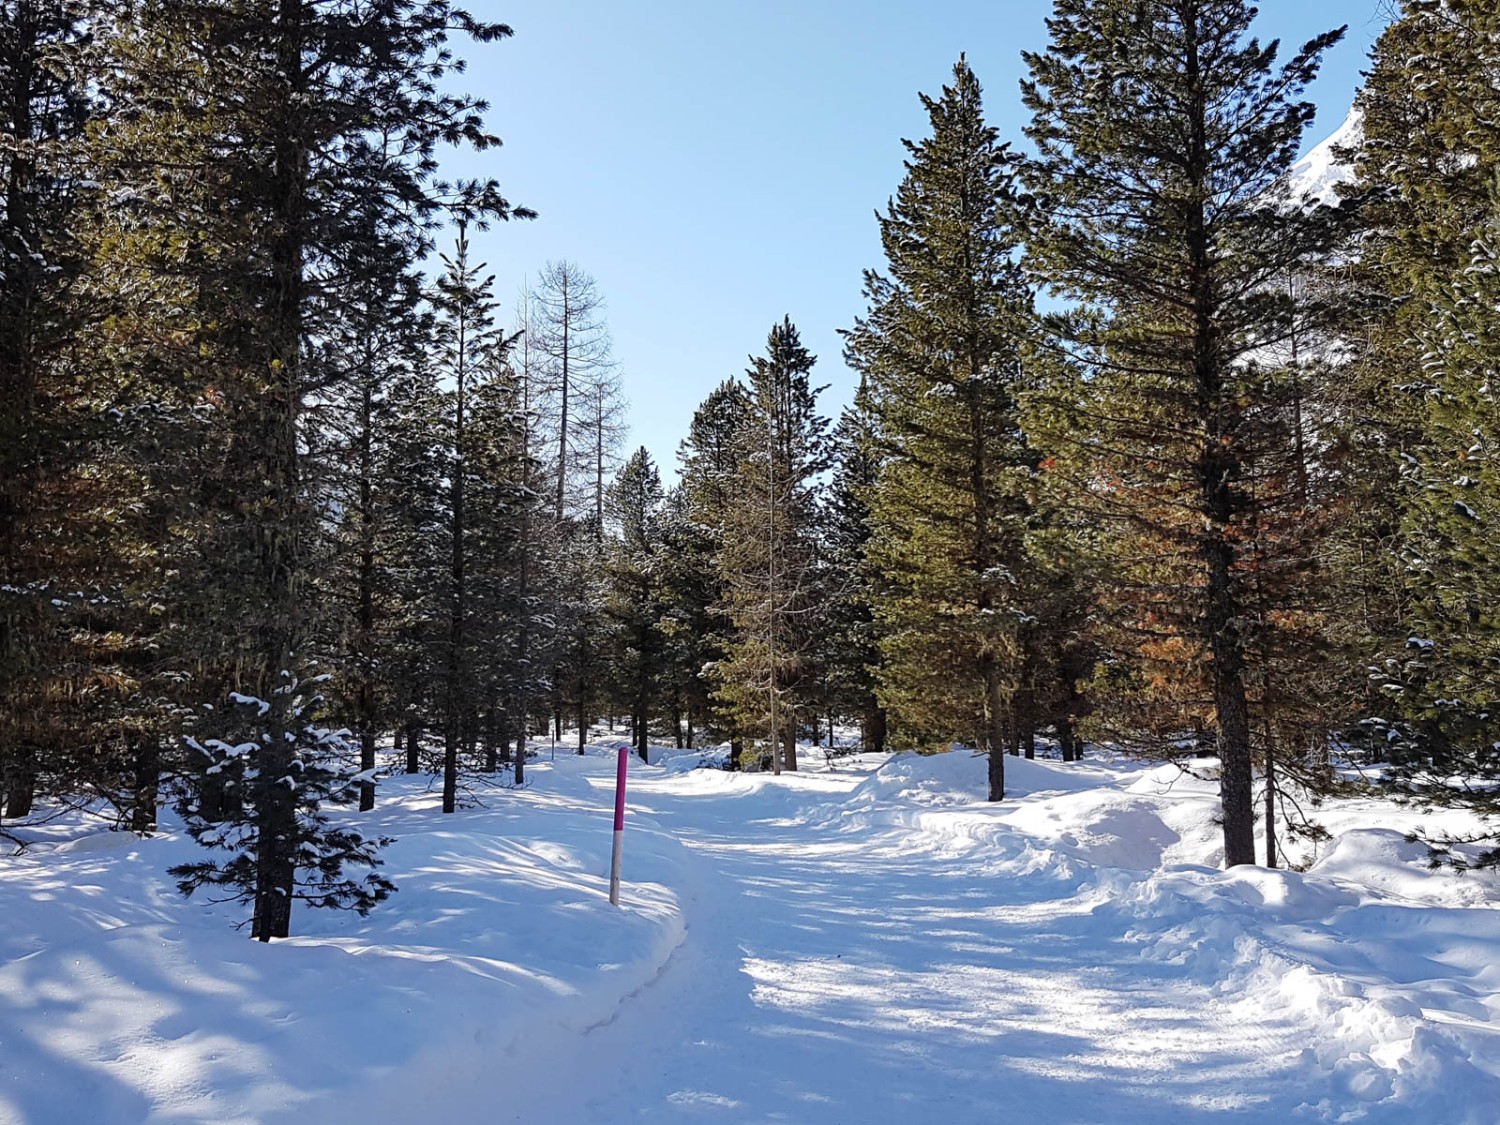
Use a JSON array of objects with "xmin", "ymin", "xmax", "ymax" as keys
[
  {"xmin": 1264, "ymin": 736, "xmax": 1278, "ymax": 869},
  {"xmin": 130, "ymin": 736, "xmax": 160, "ymax": 834},
  {"xmin": 356, "ymin": 368, "xmax": 377, "ymax": 813},
  {"xmin": 404, "ymin": 719, "xmax": 420, "ymax": 774},
  {"xmin": 0, "ymin": 9, "xmax": 41, "ymax": 832},
  {"xmin": 782, "ymin": 725, "xmax": 798, "ymax": 771},
  {"xmin": 358, "ymin": 726, "xmax": 376, "ymax": 812},
  {"xmin": 982, "ymin": 655, "xmax": 1005, "ymax": 801},
  {"xmin": 555, "ymin": 278, "xmax": 570, "ymax": 520},
  {"xmin": 5, "ymin": 747, "xmax": 36, "ymax": 819},
  {"xmin": 250, "ymin": 7, "xmax": 309, "ymax": 936},
  {"xmin": 1058, "ymin": 717, "xmax": 1077, "ymax": 763},
  {"xmin": 1208, "ymin": 538, "xmax": 1255, "ymax": 867},
  {"xmin": 483, "ymin": 709, "xmax": 498, "ymax": 773},
  {"xmin": 514, "ymin": 724, "xmax": 525, "ymax": 785}
]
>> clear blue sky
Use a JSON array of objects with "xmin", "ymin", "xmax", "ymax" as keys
[{"xmin": 451, "ymin": 0, "xmax": 1392, "ymax": 480}]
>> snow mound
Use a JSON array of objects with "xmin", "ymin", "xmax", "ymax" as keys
[
  {"xmin": 1312, "ymin": 828, "xmax": 1494, "ymax": 909},
  {"xmin": 1101, "ymin": 857, "xmax": 1500, "ymax": 1122},
  {"xmin": 654, "ymin": 745, "xmax": 731, "ymax": 774},
  {"xmin": 844, "ymin": 749, "xmax": 987, "ymax": 806},
  {"xmin": 1005, "ymin": 791, "xmax": 1184, "ymax": 870},
  {"xmin": 844, "ymin": 749, "xmax": 1112, "ymax": 808}
]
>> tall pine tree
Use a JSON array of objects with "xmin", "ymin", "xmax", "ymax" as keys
[{"xmin": 1022, "ymin": 0, "xmax": 1344, "ymax": 865}]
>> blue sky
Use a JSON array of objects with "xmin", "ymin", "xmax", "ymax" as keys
[{"xmin": 450, "ymin": 0, "xmax": 1391, "ymax": 480}]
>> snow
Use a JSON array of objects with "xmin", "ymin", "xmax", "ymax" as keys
[
  {"xmin": 4, "ymin": 745, "xmax": 1500, "ymax": 1122},
  {"xmin": 1284, "ymin": 105, "xmax": 1363, "ymax": 207}
]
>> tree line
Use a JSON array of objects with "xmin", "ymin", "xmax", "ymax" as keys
[{"xmin": 4, "ymin": 0, "xmax": 1499, "ymax": 939}]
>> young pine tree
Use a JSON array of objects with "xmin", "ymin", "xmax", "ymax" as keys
[{"xmin": 716, "ymin": 319, "xmax": 829, "ymax": 774}]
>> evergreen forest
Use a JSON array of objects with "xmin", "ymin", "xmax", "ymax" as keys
[{"xmin": 5, "ymin": 0, "xmax": 1500, "ymax": 945}]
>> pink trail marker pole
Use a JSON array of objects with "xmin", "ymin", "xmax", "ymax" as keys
[{"xmin": 609, "ymin": 745, "xmax": 628, "ymax": 906}]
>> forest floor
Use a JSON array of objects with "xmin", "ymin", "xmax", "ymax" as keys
[{"xmin": 3, "ymin": 744, "xmax": 1500, "ymax": 1123}]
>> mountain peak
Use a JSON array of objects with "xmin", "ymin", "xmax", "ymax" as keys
[{"xmin": 1283, "ymin": 105, "xmax": 1364, "ymax": 207}]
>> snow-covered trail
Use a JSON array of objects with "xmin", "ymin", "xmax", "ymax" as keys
[
  {"xmin": 6, "ymin": 749, "xmax": 1497, "ymax": 1123},
  {"xmin": 503, "ymin": 761, "xmax": 1368, "ymax": 1124}
]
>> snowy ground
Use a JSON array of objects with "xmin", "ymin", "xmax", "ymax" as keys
[{"xmin": 4, "ymin": 746, "xmax": 1500, "ymax": 1123}]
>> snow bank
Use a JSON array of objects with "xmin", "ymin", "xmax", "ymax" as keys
[
  {"xmin": 0, "ymin": 755, "xmax": 689, "ymax": 1125},
  {"xmin": 829, "ymin": 749, "xmax": 1500, "ymax": 1121},
  {"xmin": 653, "ymin": 744, "xmax": 732, "ymax": 774}
]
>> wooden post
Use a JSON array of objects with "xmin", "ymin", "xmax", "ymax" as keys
[{"xmin": 609, "ymin": 745, "xmax": 628, "ymax": 906}]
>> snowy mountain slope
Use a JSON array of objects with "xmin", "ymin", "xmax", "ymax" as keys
[
  {"xmin": 1284, "ymin": 105, "xmax": 1363, "ymax": 207},
  {"xmin": 4, "ymin": 746, "xmax": 1499, "ymax": 1123}
]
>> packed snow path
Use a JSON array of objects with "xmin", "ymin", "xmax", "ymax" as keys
[{"xmin": 502, "ymin": 756, "xmax": 1500, "ymax": 1124}]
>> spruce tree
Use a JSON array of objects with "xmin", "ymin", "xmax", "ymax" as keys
[
  {"xmin": 1357, "ymin": 1, "xmax": 1500, "ymax": 828},
  {"xmin": 845, "ymin": 57, "xmax": 1034, "ymax": 799},
  {"xmin": 673, "ymin": 380, "xmax": 752, "ymax": 757},
  {"xmin": 465, "ymin": 356, "xmax": 534, "ymax": 782},
  {"xmin": 604, "ymin": 447, "xmax": 668, "ymax": 760},
  {"xmin": 431, "ymin": 224, "xmax": 512, "ymax": 812},
  {"xmin": 1022, "ymin": 0, "xmax": 1345, "ymax": 865},
  {"xmin": 821, "ymin": 386, "xmax": 886, "ymax": 752}
]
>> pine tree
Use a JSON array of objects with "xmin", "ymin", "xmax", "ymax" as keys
[
  {"xmin": 0, "ymin": 0, "xmax": 96, "ymax": 823},
  {"xmin": 1021, "ymin": 0, "xmax": 1345, "ymax": 866},
  {"xmin": 604, "ymin": 447, "xmax": 668, "ymax": 760},
  {"xmin": 317, "ymin": 184, "xmax": 434, "ymax": 812},
  {"xmin": 716, "ymin": 319, "xmax": 828, "ymax": 774},
  {"xmin": 431, "ymin": 224, "xmax": 513, "ymax": 812},
  {"xmin": 1357, "ymin": 2, "xmax": 1500, "ymax": 829},
  {"xmin": 531, "ymin": 260, "xmax": 617, "ymax": 523},
  {"xmin": 820, "ymin": 386, "xmax": 886, "ymax": 752},
  {"xmin": 845, "ymin": 57, "xmax": 1034, "ymax": 800},
  {"xmin": 673, "ymin": 380, "xmax": 752, "ymax": 757},
  {"xmin": 465, "ymin": 356, "xmax": 535, "ymax": 782}
]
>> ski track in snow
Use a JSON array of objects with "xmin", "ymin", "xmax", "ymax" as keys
[{"xmin": 4, "ymin": 749, "xmax": 1500, "ymax": 1123}]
